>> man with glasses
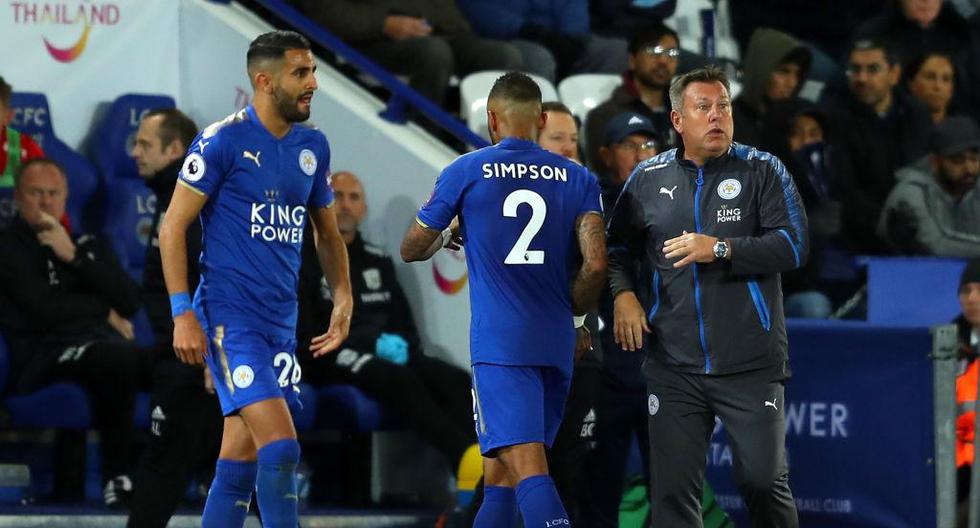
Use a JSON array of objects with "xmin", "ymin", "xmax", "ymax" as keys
[
  {"xmin": 829, "ymin": 37, "xmax": 932, "ymax": 253},
  {"xmin": 586, "ymin": 22, "xmax": 680, "ymax": 181},
  {"xmin": 879, "ymin": 115, "xmax": 980, "ymax": 257}
]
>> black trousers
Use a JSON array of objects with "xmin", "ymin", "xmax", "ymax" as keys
[
  {"xmin": 126, "ymin": 378, "xmax": 223, "ymax": 528},
  {"xmin": 647, "ymin": 363, "xmax": 798, "ymax": 528},
  {"xmin": 579, "ymin": 375, "xmax": 650, "ymax": 528},
  {"xmin": 306, "ymin": 350, "xmax": 475, "ymax": 468},
  {"xmin": 43, "ymin": 340, "xmax": 148, "ymax": 482}
]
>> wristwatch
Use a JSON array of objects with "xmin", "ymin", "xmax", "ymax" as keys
[{"xmin": 713, "ymin": 240, "xmax": 730, "ymax": 260}]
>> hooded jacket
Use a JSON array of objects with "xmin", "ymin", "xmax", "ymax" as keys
[
  {"xmin": 878, "ymin": 156, "xmax": 980, "ymax": 257},
  {"xmin": 732, "ymin": 28, "xmax": 812, "ymax": 148}
]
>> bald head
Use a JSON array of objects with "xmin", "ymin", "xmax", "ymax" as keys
[
  {"xmin": 332, "ymin": 171, "xmax": 367, "ymax": 243},
  {"xmin": 486, "ymin": 72, "xmax": 546, "ymax": 143}
]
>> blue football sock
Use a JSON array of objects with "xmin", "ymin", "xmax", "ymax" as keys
[
  {"xmin": 474, "ymin": 485, "xmax": 519, "ymax": 528},
  {"xmin": 202, "ymin": 459, "xmax": 257, "ymax": 528},
  {"xmin": 255, "ymin": 438, "xmax": 301, "ymax": 528},
  {"xmin": 516, "ymin": 474, "xmax": 570, "ymax": 528}
]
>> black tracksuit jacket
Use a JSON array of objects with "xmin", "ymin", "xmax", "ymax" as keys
[{"xmin": 607, "ymin": 143, "xmax": 809, "ymax": 375}]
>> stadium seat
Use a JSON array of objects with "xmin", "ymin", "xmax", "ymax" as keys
[
  {"xmin": 557, "ymin": 74, "xmax": 621, "ymax": 126},
  {"xmin": 864, "ymin": 256, "xmax": 967, "ymax": 327},
  {"xmin": 0, "ymin": 333, "xmax": 92, "ymax": 430},
  {"xmin": 664, "ymin": 0, "xmax": 740, "ymax": 62},
  {"xmin": 315, "ymin": 385, "xmax": 402, "ymax": 434},
  {"xmin": 89, "ymin": 94, "xmax": 174, "ymax": 277},
  {"xmin": 8, "ymin": 92, "xmax": 100, "ymax": 233},
  {"xmin": 460, "ymin": 71, "xmax": 558, "ymax": 141}
]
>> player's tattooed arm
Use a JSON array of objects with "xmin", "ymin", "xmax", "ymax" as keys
[
  {"xmin": 571, "ymin": 212, "xmax": 607, "ymax": 316},
  {"xmin": 400, "ymin": 217, "xmax": 459, "ymax": 262}
]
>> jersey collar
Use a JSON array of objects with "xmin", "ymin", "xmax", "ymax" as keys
[
  {"xmin": 245, "ymin": 105, "xmax": 297, "ymax": 142},
  {"xmin": 497, "ymin": 137, "xmax": 540, "ymax": 150}
]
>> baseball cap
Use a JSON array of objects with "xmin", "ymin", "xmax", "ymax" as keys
[
  {"xmin": 932, "ymin": 116, "xmax": 980, "ymax": 156},
  {"xmin": 603, "ymin": 112, "xmax": 658, "ymax": 146}
]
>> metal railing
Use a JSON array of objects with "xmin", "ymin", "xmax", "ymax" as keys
[{"xmin": 247, "ymin": 0, "xmax": 490, "ymax": 150}]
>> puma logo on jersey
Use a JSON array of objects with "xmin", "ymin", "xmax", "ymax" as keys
[
  {"xmin": 659, "ymin": 185, "xmax": 677, "ymax": 200},
  {"xmin": 243, "ymin": 150, "xmax": 261, "ymax": 167},
  {"xmin": 765, "ymin": 398, "xmax": 778, "ymax": 410}
]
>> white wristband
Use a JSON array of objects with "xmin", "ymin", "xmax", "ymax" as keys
[
  {"xmin": 441, "ymin": 227, "xmax": 453, "ymax": 248},
  {"xmin": 573, "ymin": 315, "xmax": 586, "ymax": 328}
]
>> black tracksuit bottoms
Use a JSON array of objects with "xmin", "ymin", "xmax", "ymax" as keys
[{"xmin": 646, "ymin": 362, "xmax": 798, "ymax": 528}]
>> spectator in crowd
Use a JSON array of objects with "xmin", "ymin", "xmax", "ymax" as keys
[
  {"xmin": 585, "ymin": 23, "xmax": 679, "ymax": 179},
  {"xmin": 905, "ymin": 52, "xmax": 957, "ymax": 124},
  {"xmin": 956, "ymin": 259, "xmax": 980, "ymax": 527},
  {"xmin": 761, "ymin": 99, "xmax": 843, "ymax": 317},
  {"xmin": 854, "ymin": 0, "xmax": 969, "ymax": 65},
  {"xmin": 879, "ymin": 115, "xmax": 980, "ymax": 257},
  {"xmin": 126, "ymin": 109, "xmax": 223, "ymax": 528},
  {"xmin": 0, "ymin": 159, "xmax": 147, "ymax": 508},
  {"xmin": 295, "ymin": 171, "xmax": 481, "ymax": 498},
  {"xmin": 729, "ymin": 0, "xmax": 885, "ymax": 78},
  {"xmin": 731, "ymin": 28, "xmax": 812, "ymax": 148},
  {"xmin": 579, "ymin": 111, "xmax": 658, "ymax": 527},
  {"xmin": 596, "ymin": 112, "xmax": 659, "ymax": 189},
  {"xmin": 296, "ymin": 0, "xmax": 543, "ymax": 107},
  {"xmin": 589, "ymin": 0, "xmax": 676, "ymax": 40},
  {"xmin": 538, "ymin": 101, "xmax": 581, "ymax": 161},
  {"xmin": 0, "ymin": 75, "xmax": 45, "ymax": 228},
  {"xmin": 829, "ymin": 37, "xmax": 933, "ymax": 254},
  {"xmin": 456, "ymin": 0, "xmax": 628, "ymax": 80}
]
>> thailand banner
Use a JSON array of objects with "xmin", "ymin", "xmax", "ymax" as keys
[
  {"xmin": 1, "ymin": 0, "xmax": 179, "ymax": 149},
  {"xmin": 706, "ymin": 320, "xmax": 936, "ymax": 527}
]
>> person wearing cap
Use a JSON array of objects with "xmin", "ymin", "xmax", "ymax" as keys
[
  {"xmin": 598, "ymin": 111, "xmax": 659, "ymax": 191},
  {"xmin": 574, "ymin": 109, "xmax": 659, "ymax": 527},
  {"xmin": 607, "ymin": 66, "xmax": 807, "ymax": 527},
  {"xmin": 878, "ymin": 115, "xmax": 980, "ymax": 257},
  {"xmin": 953, "ymin": 259, "xmax": 980, "ymax": 525}
]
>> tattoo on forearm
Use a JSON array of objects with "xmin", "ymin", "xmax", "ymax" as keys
[{"xmin": 572, "ymin": 213, "xmax": 607, "ymax": 314}]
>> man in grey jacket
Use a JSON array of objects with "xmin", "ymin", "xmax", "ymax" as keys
[
  {"xmin": 879, "ymin": 115, "xmax": 980, "ymax": 257},
  {"xmin": 607, "ymin": 66, "xmax": 807, "ymax": 527}
]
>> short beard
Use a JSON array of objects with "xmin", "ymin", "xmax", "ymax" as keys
[
  {"xmin": 635, "ymin": 69, "xmax": 669, "ymax": 92},
  {"xmin": 273, "ymin": 84, "xmax": 310, "ymax": 123}
]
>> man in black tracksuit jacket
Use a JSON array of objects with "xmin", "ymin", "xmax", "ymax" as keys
[
  {"xmin": 125, "ymin": 109, "xmax": 222, "ymax": 528},
  {"xmin": 0, "ymin": 158, "xmax": 146, "ymax": 504},
  {"xmin": 607, "ymin": 67, "xmax": 808, "ymax": 527}
]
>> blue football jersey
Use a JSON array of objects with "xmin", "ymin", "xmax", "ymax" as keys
[
  {"xmin": 178, "ymin": 105, "xmax": 334, "ymax": 338},
  {"xmin": 417, "ymin": 137, "xmax": 602, "ymax": 369}
]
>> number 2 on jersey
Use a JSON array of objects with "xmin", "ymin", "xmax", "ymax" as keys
[{"xmin": 503, "ymin": 189, "xmax": 547, "ymax": 265}]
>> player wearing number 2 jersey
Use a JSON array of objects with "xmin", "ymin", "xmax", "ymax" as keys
[
  {"xmin": 159, "ymin": 31, "xmax": 352, "ymax": 528},
  {"xmin": 401, "ymin": 72, "xmax": 607, "ymax": 528}
]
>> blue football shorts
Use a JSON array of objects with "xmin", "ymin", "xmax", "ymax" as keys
[
  {"xmin": 203, "ymin": 324, "xmax": 303, "ymax": 416},
  {"xmin": 470, "ymin": 363, "xmax": 572, "ymax": 456}
]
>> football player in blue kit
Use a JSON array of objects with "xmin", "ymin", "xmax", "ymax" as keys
[
  {"xmin": 159, "ymin": 31, "xmax": 353, "ymax": 528},
  {"xmin": 401, "ymin": 72, "xmax": 607, "ymax": 528}
]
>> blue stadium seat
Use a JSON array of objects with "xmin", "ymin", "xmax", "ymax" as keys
[
  {"xmin": 89, "ymin": 94, "xmax": 174, "ymax": 277},
  {"xmin": 0, "ymin": 333, "xmax": 92, "ymax": 430},
  {"xmin": 7, "ymin": 92, "xmax": 99, "ymax": 233},
  {"xmin": 315, "ymin": 385, "xmax": 402, "ymax": 433},
  {"xmin": 864, "ymin": 256, "xmax": 967, "ymax": 326}
]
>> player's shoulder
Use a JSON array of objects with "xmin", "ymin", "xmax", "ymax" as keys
[
  {"xmin": 199, "ymin": 108, "xmax": 250, "ymax": 142},
  {"xmin": 637, "ymin": 148, "xmax": 678, "ymax": 175}
]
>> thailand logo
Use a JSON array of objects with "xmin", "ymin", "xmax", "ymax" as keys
[
  {"xmin": 11, "ymin": 2, "xmax": 121, "ymax": 63},
  {"xmin": 433, "ymin": 247, "xmax": 467, "ymax": 295}
]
